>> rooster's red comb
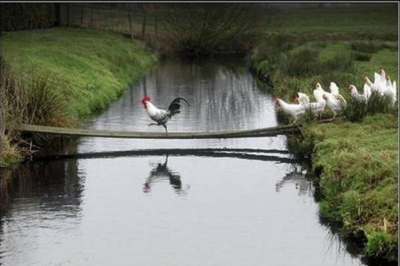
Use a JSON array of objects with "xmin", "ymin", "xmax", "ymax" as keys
[{"xmin": 141, "ymin": 96, "xmax": 151, "ymax": 105}]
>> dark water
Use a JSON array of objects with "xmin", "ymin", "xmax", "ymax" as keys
[{"xmin": 1, "ymin": 57, "xmax": 366, "ymax": 266}]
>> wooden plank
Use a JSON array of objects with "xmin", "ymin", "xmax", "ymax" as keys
[{"xmin": 17, "ymin": 124, "xmax": 301, "ymax": 139}]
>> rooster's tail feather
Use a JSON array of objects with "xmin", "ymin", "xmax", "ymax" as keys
[{"xmin": 168, "ymin": 97, "xmax": 189, "ymax": 116}]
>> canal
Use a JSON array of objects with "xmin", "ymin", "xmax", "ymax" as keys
[{"xmin": 0, "ymin": 56, "xmax": 366, "ymax": 266}]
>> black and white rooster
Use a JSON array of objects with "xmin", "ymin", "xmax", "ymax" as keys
[{"xmin": 141, "ymin": 96, "xmax": 189, "ymax": 133}]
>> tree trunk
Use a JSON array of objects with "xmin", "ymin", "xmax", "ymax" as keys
[
  {"xmin": 141, "ymin": 9, "xmax": 147, "ymax": 38},
  {"xmin": 154, "ymin": 10, "xmax": 158, "ymax": 37}
]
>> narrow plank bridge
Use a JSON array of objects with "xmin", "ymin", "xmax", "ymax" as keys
[{"xmin": 17, "ymin": 124, "xmax": 301, "ymax": 139}]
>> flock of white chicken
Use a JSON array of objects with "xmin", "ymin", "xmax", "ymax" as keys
[{"xmin": 274, "ymin": 67, "xmax": 397, "ymax": 123}]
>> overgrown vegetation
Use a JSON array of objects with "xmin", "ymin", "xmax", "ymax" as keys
[
  {"xmin": 0, "ymin": 60, "xmax": 70, "ymax": 166},
  {"xmin": 0, "ymin": 28, "xmax": 156, "ymax": 166}
]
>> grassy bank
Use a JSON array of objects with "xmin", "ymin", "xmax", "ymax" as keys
[
  {"xmin": 250, "ymin": 3, "xmax": 398, "ymax": 263},
  {"xmin": 318, "ymin": 114, "xmax": 397, "ymax": 257},
  {"xmin": 298, "ymin": 114, "xmax": 398, "ymax": 262},
  {"xmin": 1, "ymin": 27, "xmax": 157, "ymax": 166}
]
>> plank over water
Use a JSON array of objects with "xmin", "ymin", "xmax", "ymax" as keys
[{"xmin": 17, "ymin": 124, "xmax": 301, "ymax": 139}]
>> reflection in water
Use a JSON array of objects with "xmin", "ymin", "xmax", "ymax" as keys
[
  {"xmin": 1, "ymin": 160, "xmax": 83, "ymax": 214},
  {"xmin": 143, "ymin": 155, "xmax": 189, "ymax": 195},
  {"xmin": 274, "ymin": 164, "xmax": 368, "ymax": 265},
  {"xmin": 0, "ymin": 160, "xmax": 84, "ymax": 265},
  {"xmin": 275, "ymin": 164, "xmax": 313, "ymax": 197}
]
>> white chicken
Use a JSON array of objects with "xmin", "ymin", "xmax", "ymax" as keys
[
  {"xmin": 322, "ymin": 93, "xmax": 344, "ymax": 120},
  {"xmin": 348, "ymin": 84, "xmax": 372, "ymax": 103},
  {"xmin": 379, "ymin": 67, "xmax": 386, "ymax": 84},
  {"xmin": 296, "ymin": 92, "xmax": 326, "ymax": 119},
  {"xmin": 365, "ymin": 75, "xmax": 385, "ymax": 95},
  {"xmin": 313, "ymin": 82, "xmax": 328, "ymax": 102},
  {"xmin": 329, "ymin": 82, "xmax": 347, "ymax": 105},
  {"xmin": 329, "ymin": 82, "xmax": 340, "ymax": 98},
  {"xmin": 274, "ymin": 97, "xmax": 306, "ymax": 124},
  {"xmin": 141, "ymin": 96, "xmax": 189, "ymax": 133},
  {"xmin": 383, "ymin": 75, "xmax": 397, "ymax": 105}
]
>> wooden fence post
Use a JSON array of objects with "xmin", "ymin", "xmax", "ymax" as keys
[
  {"xmin": 128, "ymin": 10, "xmax": 134, "ymax": 42},
  {"xmin": 90, "ymin": 9, "xmax": 93, "ymax": 28},
  {"xmin": 80, "ymin": 7, "xmax": 84, "ymax": 27},
  {"xmin": 68, "ymin": 4, "xmax": 72, "ymax": 27},
  {"xmin": 154, "ymin": 9, "xmax": 158, "ymax": 37}
]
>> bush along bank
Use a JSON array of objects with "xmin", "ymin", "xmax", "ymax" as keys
[
  {"xmin": 1, "ymin": 28, "xmax": 157, "ymax": 167},
  {"xmin": 250, "ymin": 35, "xmax": 398, "ymax": 263}
]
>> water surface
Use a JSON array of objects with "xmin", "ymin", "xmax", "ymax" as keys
[{"xmin": 0, "ymin": 57, "xmax": 365, "ymax": 266}]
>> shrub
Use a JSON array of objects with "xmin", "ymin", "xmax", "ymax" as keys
[
  {"xmin": 351, "ymin": 40, "xmax": 383, "ymax": 54},
  {"xmin": 344, "ymin": 91, "xmax": 392, "ymax": 122},
  {"xmin": 321, "ymin": 53, "xmax": 355, "ymax": 73},
  {"xmin": 160, "ymin": 4, "xmax": 262, "ymax": 55},
  {"xmin": 280, "ymin": 49, "xmax": 319, "ymax": 77},
  {"xmin": 352, "ymin": 51, "xmax": 372, "ymax": 62}
]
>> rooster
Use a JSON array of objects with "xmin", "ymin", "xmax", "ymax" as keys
[{"xmin": 141, "ymin": 96, "xmax": 189, "ymax": 133}]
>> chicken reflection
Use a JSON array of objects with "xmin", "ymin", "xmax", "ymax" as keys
[
  {"xmin": 143, "ymin": 155, "xmax": 190, "ymax": 195},
  {"xmin": 275, "ymin": 164, "xmax": 313, "ymax": 197}
]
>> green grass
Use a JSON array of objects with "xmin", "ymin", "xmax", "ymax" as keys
[
  {"xmin": 1, "ymin": 27, "xmax": 156, "ymax": 120},
  {"xmin": 0, "ymin": 27, "xmax": 156, "ymax": 166},
  {"xmin": 262, "ymin": 4, "xmax": 398, "ymax": 40},
  {"xmin": 308, "ymin": 114, "xmax": 398, "ymax": 262}
]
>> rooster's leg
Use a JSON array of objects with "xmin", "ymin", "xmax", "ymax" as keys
[
  {"xmin": 148, "ymin": 123, "xmax": 158, "ymax": 127},
  {"xmin": 162, "ymin": 124, "xmax": 168, "ymax": 133}
]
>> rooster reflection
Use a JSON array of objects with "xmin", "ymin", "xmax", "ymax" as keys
[{"xmin": 143, "ymin": 155, "xmax": 189, "ymax": 195}]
